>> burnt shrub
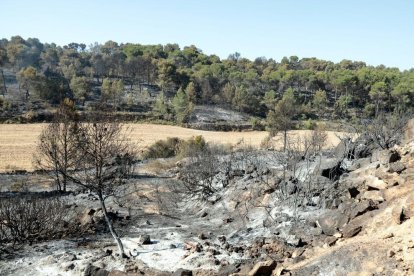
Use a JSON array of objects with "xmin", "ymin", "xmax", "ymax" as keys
[{"xmin": 0, "ymin": 196, "xmax": 66, "ymax": 249}]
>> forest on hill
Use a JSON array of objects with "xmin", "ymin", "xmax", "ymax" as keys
[{"xmin": 0, "ymin": 35, "xmax": 413, "ymax": 125}]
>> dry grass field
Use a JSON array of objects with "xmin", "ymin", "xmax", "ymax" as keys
[{"xmin": 0, "ymin": 123, "xmax": 346, "ymax": 172}]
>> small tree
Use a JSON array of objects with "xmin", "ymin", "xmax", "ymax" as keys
[
  {"xmin": 172, "ymin": 87, "xmax": 193, "ymax": 124},
  {"xmin": 70, "ymin": 76, "xmax": 91, "ymax": 106},
  {"xmin": 153, "ymin": 91, "xmax": 170, "ymax": 119},
  {"xmin": 185, "ymin": 81, "xmax": 197, "ymax": 104},
  {"xmin": 369, "ymin": 81, "xmax": 387, "ymax": 117},
  {"xmin": 364, "ymin": 110, "xmax": 412, "ymax": 149},
  {"xmin": 101, "ymin": 78, "xmax": 112, "ymax": 102},
  {"xmin": 112, "ymin": 79, "xmax": 124, "ymax": 109},
  {"xmin": 62, "ymin": 112, "xmax": 135, "ymax": 257},
  {"xmin": 178, "ymin": 146, "xmax": 220, "ymax": 199},
  {"xmin": 34, "ymin": 99, "xmax": 78, "ymax": 192},
  {"xmin": 312, "ymin": 89, "xmax": 328, "ymax": 111},
  {"xmin": 267, "ymin": 87, "xmax": 297, "ymax": 151},
  {"xmin": 17, "ymin": 66, "xmax": 38, "ymax": 100}
]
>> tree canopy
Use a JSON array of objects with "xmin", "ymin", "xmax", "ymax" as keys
[{"xmin": 1, "ymin": 36, "xmax": 414, "ymax": 120}]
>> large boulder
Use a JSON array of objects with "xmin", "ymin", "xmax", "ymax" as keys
[
  {"xmin": 320, "ymin": 160, "xmax": 345, "ymax": 181},
  {"xmin": 316, "ymin": 210, "xmax": 349, "ymax": 236}
]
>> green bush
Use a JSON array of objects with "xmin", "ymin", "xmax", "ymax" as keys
[
  {"xmin": 178, "ymin": 135, "xmax": 207, "ymax": 157},
  {"xmin": 250, "ymin": 117, "xmax": 265, "ymax": 130},
  {"xmin": 142, "ymin": 135, "xmax": 207, "ymax": 159},
  {"xmin": 364, "ymin": 103, "xmax": 376, "ymax": 117},
  {"xmin": 303, "ymin": 118, "xmax": 316, "ymax": 130},
  {"xmin": 142, "ymin": 137, "xmax": 182, "ymax": 159}
]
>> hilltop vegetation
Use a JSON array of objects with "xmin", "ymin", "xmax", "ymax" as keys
[{"xmin": 1, "ymin": 36, "xmax": 414, "ymax": 124}]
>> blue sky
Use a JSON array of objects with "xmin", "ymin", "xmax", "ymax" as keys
[{"xmin": 1, "ymin": 0, "xmax": 413, "ymax": 69}]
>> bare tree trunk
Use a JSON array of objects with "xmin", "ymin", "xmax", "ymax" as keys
[
  {"xmin": 0, "ymin": 69, "xmax": 7, "ymax": 95},
  {"xmin": 98, "ymin": 194, "xmax": 125, "ymax": 257}
]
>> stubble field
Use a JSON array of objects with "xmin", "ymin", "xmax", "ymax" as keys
[{"xmin": 0, "ymin": 123, "xmax": 345, "ymax": 172}]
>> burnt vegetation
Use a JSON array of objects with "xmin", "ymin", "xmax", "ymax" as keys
[{"xmin": 2, "ymin": 35, "xmax": 414, "ymax": 275}]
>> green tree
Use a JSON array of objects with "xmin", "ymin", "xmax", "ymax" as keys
[
  {"xmin": 312, "ymin": 89, "xmax": 328, "ymax": 111},
  {"xmin": 334, "ymin": 95, "xmax": 352, "ymax": 116},
  {"xmin": 232, "ymin": 86, "xmax": 249, "ymax": 112},
  {"xmin": 185, "ymin": 81, "xmax": 197, "ymax": 104},
  {"xmin": 112, "ymin": 79, "xmax": 124, "ymax": 109},
  {"xmin": 262, "ymin": 90, "xmax": 277, "ymax": 110},
  {"xmin": 101, "ymin": 78, "xmax": 112, "ymax": 101},
  {"xmin": 153, "ymin": 91, "xmax": 170, "ymax": 119},
  {"xmin": 369, "ymin": 81, "xmax": 387, "ymax": 117},
  {"xmin": 0, "ymin": 46, "xmax": 7, "ymax": 95},
  {"xmin": 70, "ymin": 76, "xmax": 90, "ymax": 106},
  {"xmin": 222, "ymin": 83, "xmax": 235, "ymax": 104},
  {"xmin": 172, "ymin": 87, "xmax": 192, "ymax": 123},
  {"xmin": 267, "ymin": 87, "xmax": 297, "ymax": 151},
  {"xmin": 17, "ymin": 66, "xmax": 38, "ymax": 100},
  {"xmin": 392, "ymin": 74, "xmax": 414, "ymax": 111}
]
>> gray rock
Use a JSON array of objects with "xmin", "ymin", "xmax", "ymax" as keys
[
  {"xmin": 377, "ymin": 150, "xmax": 400, "ymax": 165},
  {"xmin": 84, "ymin": 264, "xmax": 109, "ymax": 276},
  {"xmin": 362, "ymin": 190, "xmax": 384, "ymax": 202},
  {"xmin": 286, "ymin": 235, "xmax": 302, "ymax": 247},
  {"xmin": 350, "ymin": 200, "xmax": 376, "ymax": 219},
  {"xmin": 316, "ymin": 210, "xmax": 349, "ymax": 236},
  {"xmin": 342, "ymin": 223, "xmax": 362, "ymax": 238},
  {"xmin": 230, "ymin": 169, "xmax": 245, "ymax": 178},
  {"xmin": 324, "ymin": 236, "xmax": 338, "ymax": 246},
  {"xmin": 388, "ymin": 162, "xmax": 406, "ymax": 174},
  {"xmin": 218, "ymin": 235, "xmax": 226, "ymax": 243},
  {"xmin": 246, "ymin": 165, "xmax": 256, "ymax": 174},
  {"xmin": 137, "ymin": 234, "xmax": 151, "ymax": 245},
  {"xmin": 365, "ymin": 176, "xmax": 387, "ymax": 190},
  {"xmin": 198, "ymin": 233, "xmax": 208, "ymax": 240},
  {"xmin": 173, "ymin": 269, "xmax": 192, "ymax": 276},
  {"xmin": 248, "ymin": 260, "xmax": 277, "ymax": 276},
  {"xmin": 60, "ymin": 252, "xmax": 77, "ymax": 262}
]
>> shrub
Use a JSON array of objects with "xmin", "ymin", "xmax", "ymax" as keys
[
  {"xmin": 0, "ymin": 196, "xmax": 66, "ymax": 248},
  {"xmin": 143, "ymin": 135, "xmax": 207, "ymax": 159},
  {"xmin": 364, "ymin": 110, "xmax": 412, "ymax": 149},
  {"xmin": 142, "ymin": 137, "xmax": 182, "ymax": 159},
  {"xmin": 178, "ymin": 135, "xmax": 207, "ymax": 157},
  {"xmin": 364, "ymin": 103, "xmax": 376, "ymax": 117},
  {"xmin": 250, "ymin": 117, "xmax": 265, "ymax": 131},
  {"xmin": 178, "ymin": 147, "xmax": 220, "ymax": 199},
  {"xmin": 303, "ymin": 118, "xmax": 316, "ymax": 130}
]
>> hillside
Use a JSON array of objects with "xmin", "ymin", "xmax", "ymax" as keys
[
  {"xmin": 1, "ymin": 36, "xmax": 414, "ymax": 126},
  {"xmin": 1, "ymin": 120, "xmax": 414, "ymax": 275}
]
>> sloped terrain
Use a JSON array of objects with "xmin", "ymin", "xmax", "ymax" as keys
[{"xmin": 1, "ymin": 134, "xmax": 414, "ymax": 275}]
